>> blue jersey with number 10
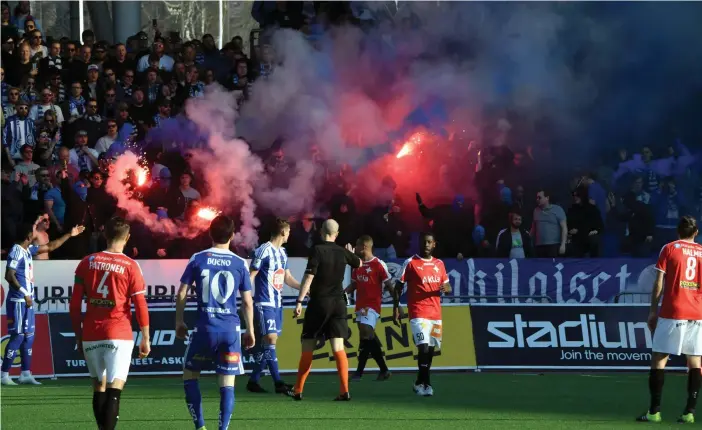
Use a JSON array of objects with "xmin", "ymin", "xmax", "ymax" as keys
[{"xmin": 180, "ymin": 247, "xmax": 252, "ymax": 332}]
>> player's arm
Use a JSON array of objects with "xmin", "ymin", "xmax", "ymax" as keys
[
  {"xmin": 249, "ymin": 269, "xmax": 258, "ymax": 290},
  {"xmin": 175, "ymin": 282, "xmax": 190, "ymax": 339},
  {"xmin": 647, "ymin": 270, "xmax": 665, "ymax": 333},
  {"xmin": 284, "ymin": 269, "xmax": 301, "ymax": 290},
  {"xmin": 4, "ymin": 267, "xmax": 32, "ymax": 305},
  {"xmin": 241, "ymin": 289, "xmax": 255, "ymax": 346},
  {"xmin": 36, "ymin": 225, "xmax": 85, "ymax": 254},
  {"xmin": 130, "ymin": 266, "xmax": 150, "ymax": 358},
  {"xmin": 344, "ymin": 280, "xmax": 357, "ymax": 295},
  {"xmin": 70, "ymin": 262, "xmax": 87, "ymax": 353}
]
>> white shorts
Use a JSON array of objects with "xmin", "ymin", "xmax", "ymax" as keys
[
  {"xmin": 83, "ymin": 339, "xmax": 134, "ymax": 383},
  {"xmin": 410, "ymin": 318, "xmax": 442, "ymax": 348},
  {"xmin": 652, "ymin": 318, "xmax": 702, "ymax": 356},
  {"xmin": 355, "ymin": 308, "xmax": 380, "ymax": 329}
]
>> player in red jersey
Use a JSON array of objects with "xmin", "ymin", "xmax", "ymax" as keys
[
  {"xmin": 70, "ymin": 217, "xmax": 151, "ymax": 430},
  {"xmin": 344, "ymin": 235, "xmax": 394, "ymax": 381},
  {"xmin": 393, "ymin": 232, "xmax": 451, "ymax": 397},
  {"xmin": 638, "ymin": 216, "xmax": 702, "ymax": 424}
]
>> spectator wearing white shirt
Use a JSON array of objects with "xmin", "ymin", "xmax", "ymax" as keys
[
  {"xmin": 68, "ymin": 130, "xmax": 99, "ymax": 172},
  {"xmin": 94, "ymin": 119, "xmax": 119, "ymax": 154},
  {"xmin": 137, "ymin": 37, "xmax": 174, "ymax": 72},
  {"xmin": 28, "ymin": 29, "xmax": 47, "ymax": 59},
  {"xmin": 29, "ymin": 87, "xmax": 64, "ymax": 124}
]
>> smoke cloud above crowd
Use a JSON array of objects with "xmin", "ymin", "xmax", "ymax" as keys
[{"xmin": 107, "ymin": 2, "xmax": 702, "ymax": 249}]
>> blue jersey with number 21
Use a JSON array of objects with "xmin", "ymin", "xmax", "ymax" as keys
[{"xmin": 180, "ymin": 247, "xmax": 252, "ymax": 332}]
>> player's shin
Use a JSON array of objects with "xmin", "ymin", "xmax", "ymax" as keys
[
  {"xmin": 20, "ymin": 332, "xmax": 35, "ymax": 374},
  {"xmin": 685, "ymin": 368, "xmax": 701, "ymax": 414},
  {"xmin": 1, "ymin": 334, "xmax": 24, "ymax": 373},
  {"xmin": 369, "ymin": 336, "xmax": 389, "ymax": 373},
  {"xmin": 293, "ymin": 350, "xmax": 313, "ymax": 394},
  {"xmin": 92, "ymin": 391, "xmax": 108, "ymax": 428},
  {"xmin": 218, "ymin": 386, "xmax": 235, "ymax": 430},
  {"xmin": 248, "ymin": 351, "xmax": 265, "ymax": 384},
  {"xmin": 416, "ymin": 344, "xmax": 430, "ymax": 386},
  {"xmin": 264, "ymin": 344, "xmax": 282, "ymax": 383},
  {"xmin": 356, "ymin": 339, "xmax": 370, "ymax": 376},
  {"xmin": 102, "ymin": 387, "xmax": 122, "ymax": 430},
  {"xmin": 184, "ymin": 379, "xmax": 205, "ymax": 429},
  {"xmin": 425, "ymin": 346, "xmax": 435, "ymax": 386},
  {"xmin": 333, "ymin": 349, "xmax": 349, "ymax": 394},
  {"xmin": 649, "ymin": 368, "xmax": 666, "ymax": 414}
]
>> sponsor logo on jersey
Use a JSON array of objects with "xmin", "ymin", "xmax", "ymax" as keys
[
  {"xmin": 84, "ymin": 343, "xmax": 118, "ymax": 353},
  {"xmin": 89, "ymin": 298, "xmax": 116, "ymax": 307},
  {"xmin": 273, "ymin": 268, "xmax": 285, "ymax": 291},
  {"xmin": 422, "ymin": 276, "xmax": 442, "ymax": 284},
  {"xmin": 680, "ymin": 280, "xmax": 699, "ymax": 289},
  {"xmin": 223, "ymin": 352, "xmax": 240, "ymax": 363}
]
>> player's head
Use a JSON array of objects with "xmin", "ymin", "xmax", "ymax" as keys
[
  {"xmin": 419, "ymin": 232, "xmax": 436, "ymax": 258},
  {"xmin": 321, "ymin": 219, "xmax": 340, "ymax": 242},
  {"xmin": 17, "ymin": 222, "xmax": 35, "ymax": 245},
  {"xmin": 210, "ymin": 215, "xmax": 236, "ymax": 245},
  {"xmin": 271, "ymin": 218, "xmax": 291, "ymax": 243},
  {"xmin": 355, "ymin": 235, "xmax": 373, "ymax": 259},
  {"xmin": 104, "ymin": 217, "xmax": 131, "ymax": 246},
  {"xmin": 678, "ymin": 216, "xmax": 699, "ymax": 240}
]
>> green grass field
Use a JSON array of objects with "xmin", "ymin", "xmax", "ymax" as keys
[{"xmin": 1, "ymin": 372, "xmax": 699, "ymax": 429}]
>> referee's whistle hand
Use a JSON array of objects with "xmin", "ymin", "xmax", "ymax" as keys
[{"xmin": 293, "ymin": 303, "xmax": 302, "ymax": 319}]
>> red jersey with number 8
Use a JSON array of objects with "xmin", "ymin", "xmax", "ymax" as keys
[
  {"xmin": 399, "ymin": 255, "xmax": 449, "ymax": 320},
  {"xmin": 656, "ymin": 240, "xmax": 702, "ymax": 320},
  {"xmin": 73, "ymin": 251, "xmax": 146, "ymax": 341}
]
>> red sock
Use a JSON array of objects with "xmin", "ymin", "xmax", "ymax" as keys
[
  {"xmin": 334, "ymin": 350, "xmax": 349, "ymax": 394},
  {"xmin": 294, "ymin": 351, "xmax": 313, "ymax": 394}
]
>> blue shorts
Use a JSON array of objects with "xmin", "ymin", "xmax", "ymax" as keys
[
  {"xmin": 255, "ymin": 305, "xmax": 282, "ymax": 336},
  {"xmin": 6, "ymin": 301, "xmax": 34, "ymax": 335},
  {"xmin": 183, "ymin": 328, "xmax": 244, "ymax": 376}
]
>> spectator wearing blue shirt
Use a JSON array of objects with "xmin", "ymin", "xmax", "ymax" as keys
[
  {"xmin": 41, "ymin": 168, "xmax": 66, "ymax": 233},
  {"xmin": 651, "ymin": 177, "xmax": 689, "ymax": 251}
]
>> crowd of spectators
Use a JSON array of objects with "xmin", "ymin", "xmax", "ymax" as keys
[{"xmin": 2, "ymin": 1, "xmax": 701, "ymax": 261}]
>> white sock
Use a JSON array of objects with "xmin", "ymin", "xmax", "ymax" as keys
[
  {"xmin": 1, "ymin": 371, "xmax": 9, "ymax": 379},
  {"xmin": 21, "ymin": 370, "xmax": 31, "ymax": 377}
]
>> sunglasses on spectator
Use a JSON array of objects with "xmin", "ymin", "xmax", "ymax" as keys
[
  {"xmin": 42, "ymin": 92, "xmax": 52, "ymax": 97},
  {"xmin": 37, "ymin": 173, "xmax": 49, "ymax": 178},
  {"xmin": 9, "ymin": 92, "xmax": 19, "ymax": 96},
  {"xmin": 17, "ymin": 106, "xmax": 29, "ymax": 111},
  {"xmin": 106, "ymin": 93, "xmax": 116, "ymax": 97},
  {"xmin": 72, "ymin": 85, "xmax": 82, "ymax": 90},
  {"xmin": 39, "ymin": 134, "xmax": 50, "ymax": 139}
]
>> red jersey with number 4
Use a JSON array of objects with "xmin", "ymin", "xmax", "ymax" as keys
[
  {"xmin": 399, "ymin": 255, "xmax": 448, "ymax": 320},
  {"xmin": 72, "ymin": 251, "xmax": 147, "ymax": 341},
  {"xmin": 656, "ymin": 240, "xmax": 702, "ymax": 320},
  {"xmin": 352, "ymin": 257, "xmax": 391, "ymax": 314}
]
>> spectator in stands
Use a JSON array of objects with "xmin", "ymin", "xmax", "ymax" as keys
[
  {"xmin": 68, "ymin": 130, "xmax": 99, "ymax": 172},
  {"xmin": 3, "ymin": 86, "xmax": 20, "ymax": 118},
  {"xmin": 32, "ymin": 214, "xmax": 50, "ymax": 260},
  {"xmin": 70, "ymin": 99, "xmax": 103, "ymax": 145},
  {"xmin": 39, "ymin": 42, "xmax": 63, "ymax": 82},
  {"xmin": 566, "ymin": 186, "xmax": 603, "ymax": 257},
  {"xmin": 651, "ymin": 177, "xmax": 689, "ymax": 251},
  {"xmin": 33, "ymin": 128, "xmax": 56, "ymax": 167},
  {"xmin": 171, "ymin": 171, "xmax": 201, "ymax": 220},
  {"xmin": 29, "ymin": 87, "xmax": 64, "ymax": 124},
  {"xmin": 84, "ymin": 64, "xmax": 103, "ymax": 102},
  {"xmin": 1, "ymin": 3, "xmax": 17, "ymax": 38},
  {"xmin": 128, "ymin": 88, "xmax": 150, "ymax": 123},
  {"xmin": 618, "ymin": 191, "xmax": 654, "ymax": 257},
  {"xmin": 531, "ymin": 189, "xmax": 568, "ymax": 257},
  {"xmin": 44, "ymin": 169, "xmax": 66, "ymax": 234},
  {"xmin": 46, "ymin": 69, "xmax": 66, "ymax": 104},
  {"xmin": 28, "ymin": 29, "xmax": 47, "ymax": 59},
  {"xmin": 19, "ymin": 75, "xmax": 38, "ymax": 105},
  {"xmin": 417, "ymin": 192, "xmax": 474, "ymax": 259},
  {"xmin": 1, "ymin": 167, "xmax": 24, "ymax": 249},
  {"xmin": 12, "ymin": 144, "xmax": 39, "ymax": 186},
  {"xmin": 137, "ymin": 36, "xmax": 174, "ymax": 72},
  {"xmin": 3, "ymin": 99, "xmax": 34, "ymax": 165},
  {"xmin": 495, "ymin": 211, "xmax": 533, "ymax": 258},
  {"xmin": 287, "ymin": 212, "xmax": 318, "ymax": 257},
  {"xmin": 153, "ymin": 99, "xmax": 172, "ymax": 128},
  {"xmin": 101, "ymin": 86, "xmax": 119, "ymax": 118},
  {"xmin": 40, "ymin": 109, "xmax": 62, "ymax": 149},
  {"xmin": 49, "ymin": 147, "xmax": 78, "ymax": 186},
  {"xmin": 63, "ymin": 43, "xmax": 86, "ymax": 83},
  {"xmin": 105, "ymin": 43, "xmax": 134, "ymax": 82},
  {"xmin": 94, "ymin": 119, "xmax": 118, "ymax": 154},
  {"xmin": 145, "ymin": 167, "xmax": 172, "ymax": 214},
  {"xmin": 13, "ymin": 1, "xmax": 38, "ymax": 36},
  {"xmin": 91, "ymin": 42, "xmax": 108, "ymax": 73},
  {"xmin": 120, "ymin": 69, "xmax": 136, "ymax": 99},
  {"xmin": 631, "ymin": 175, "xmax": 651, "ymax": 205},
  {"xmin": 7, "ymin": 42, "xmax": 36, "ymax": 87},
  {"xmin": 145, "ymin": 68, "xmax": 162, "ymax": 104},
  {"xmin": 64, "ymin": 80, "xmax": 86, "ymax": 121}
]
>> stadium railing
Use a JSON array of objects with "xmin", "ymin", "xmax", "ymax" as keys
[{"xmin": 612, "ymin": 292, "xmax": 651, "ymax": 304}]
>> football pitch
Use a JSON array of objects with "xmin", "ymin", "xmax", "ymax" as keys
[{"xmin": 1, "ymin": 372, "xmax": 697, "ymax": 429}]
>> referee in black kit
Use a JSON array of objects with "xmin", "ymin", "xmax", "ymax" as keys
[{"xmin": 291, "ymin": 219, "xmax": 362, "ymax": 401}]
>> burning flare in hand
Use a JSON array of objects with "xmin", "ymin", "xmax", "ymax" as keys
[
  {"xmin": 137, "ymin": 168, "xmax": 148, "ymax": 187},
  {"xmin": 396, "ymin": 132, "xmax": 424, "ymax": 159},
  {"xmin": 197, "ymin": 207, "xmax": 220, "ymax": 221}
]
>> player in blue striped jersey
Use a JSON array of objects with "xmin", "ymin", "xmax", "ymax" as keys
[
  {"xmin": 246, "ymin": 218, "xmax": 301, "ymax": 394},
  {"xmin": 1, "ymin": 215, "xmax": 85, "ymax": 386},
  {"xmin": 175, "ymin": 215, "xmax": 255, "ymax": 430}
]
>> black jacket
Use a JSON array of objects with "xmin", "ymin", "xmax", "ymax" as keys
[{"xmin": 495, "ymin": 228, "xmax": 534, "ymax": 258}]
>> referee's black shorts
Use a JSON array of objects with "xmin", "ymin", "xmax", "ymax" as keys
[{"xmin": 301, "ymin": 297, "xmax": 349, "ymax": 340}]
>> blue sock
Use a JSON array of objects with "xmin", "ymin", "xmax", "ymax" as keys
[
  {"xmin": 184, "ymin": 379, "xmax": 205, "ymax": 429},
  {"xmin": 219, "ymin": 386, "xmax": 235, "ymax": 430},
  {"xmin": 1, "ymin": 334, "xmax": 24, "ymax": 373},
  {"xmin": 249, "ymin": 350, "xmax": 265, "ymax": 383},
  {"xmin": 265, "ymin": 344, "xmax": 282, "ymax": 383},
  {"xmin": 20, "ymin": 333, "xmax": 35, "ymax": 372}
]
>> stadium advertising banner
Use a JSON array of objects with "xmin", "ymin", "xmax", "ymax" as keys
[
  {"xmin": 0, "ymin": 314, "xmax": 55, "ymax": 378},
  {"xmin": 49, "ymin": 305, "xmax": 475, "ymax": 376},
  {"xmin": 470, "ymin": 304, "xmax": 688, "ymax": 370},
  {"xmin": 1, "ymin": 258, "xmax": 655, "ymax": 314}
]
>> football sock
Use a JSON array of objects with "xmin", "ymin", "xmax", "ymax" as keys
[
  {"xmin": 1, "ymin": 334, "xmax": 24, "ymax": 373},
  {"xmin": 293, "ymin": 351, "xmax": 313, "ymax": 394},
  {"xmin": 426, "ymin": 346, "xmax": 435, "ymax": 386},
  {"xmin": 218, "ymin": 386, "xmax": 235, "ymax": 430},
  {"xmin": 416, "ymin": 344, "xmax": 430, "ymax": 386},
  {"xmin": 184, "ymin": 379, "xmax": 205, "ymax": 429},
  {"xmin": 649, "ymin": 368, "xmax": 665, "ymax": 414},
  {"xmin": 92, "ymin": 391, "xmax": 107, "ymax": 428},
  {"xmin": 249, "ymin": 350, "xmax": 265, "ymax": 384},
  {"xmin": 356, "ymin": 339, "xmax": 371, "ymax": 376},
  {"xmin": 334, "ymin": 350, "xmax": 349, "ymax": 394},
  {"xmin": 369, "ymin": 336, "xmax": 389, "ymax": 373},
  {"xmin": 686, "ymin": 368, "xmax": 701, "ymax": 414},
  {"xmin": 20, "ymin": 333, "xmax": 34, "ymax": 372},
  {"xmin": 102, "ymin": 387, "xmax": 122, "ymax": 430},
  {"xmin": 265, "ymin": 344, "xmax": 282, "ymax": 384}
]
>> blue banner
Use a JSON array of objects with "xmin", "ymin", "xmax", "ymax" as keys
[{"xmin": 383, "ymin": 258, "xmax": 656, "ymax": 304}]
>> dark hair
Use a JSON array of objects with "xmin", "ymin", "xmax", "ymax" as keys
[
  {"xmin": 210, "ymin": 215, "xmax": 235, "ymax": 244},
  {"xmin": 272, "ymin": 218, "xmax": 290, "ymax": 238},
  {"xmin": 419, "ymin": 231, "xmax": 435, "ymax": 242},
  {"xmin": 537, "ymin": 189, "xmax": 552, "ymax": 199},
  {"xmin": 82, "ymin": 29, "xmax": 95, "ymax": 38},
  {"xmin": 104, "ymin": 217, "xmax": 131, "ymax": 242},
  {"xmin": 678, "ymin": 216, "xmax": 698, "ymax": 239},
  {"xmin": 356, "ymin": 234, "xmax": 373, "ymax": 246}
]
